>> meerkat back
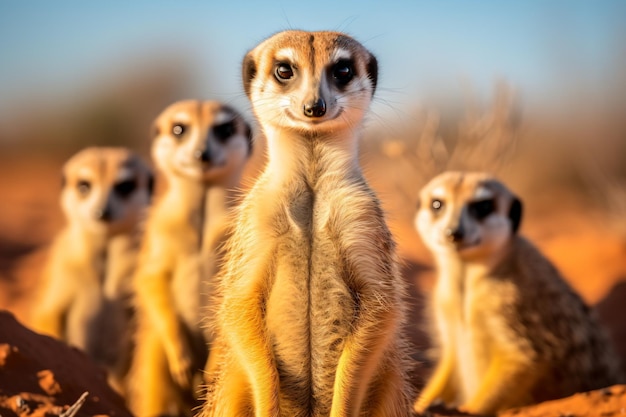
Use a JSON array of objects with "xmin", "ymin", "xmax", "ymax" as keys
[
  {"xmin": 31, "ymin": 146, "xmax": 153, "ymax": 395},
  {"xmin": 201, "ymin": 30, "xmax": 412, "ymax": 417},
  {"xmin": 128, "ymin": 100, "xmax": 252, "ymax": 417},
  {"xmin": 412, "ymin": 171, "xmax": 623, "ymax": 416}
]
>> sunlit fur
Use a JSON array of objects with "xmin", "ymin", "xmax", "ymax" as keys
[
  {"xmin": 30, "ymin": 146, "xmax": 153, "ymax": 396},
  {"xmin": 128, "ymin": 100, "xmax": 252, "ymax": 417},
  {"xmin": 200, "ymin": 30, "xmax": 412, "ymax": 417},
  {"xmin": 413, "ymin": 171, "xmax": 623, "ymax": 416}
]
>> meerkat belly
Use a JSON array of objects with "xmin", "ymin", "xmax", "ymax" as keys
[
  {"xmin": 171, "ymin": 254, "xmax": 203, "ymax": 337},
  {"xmin": 66, "ymin": 285, "xmax": 104, "ymax": 352},
  {"xmin": 264, "ymin": 198, "xmax": 311, "ymax": 413},
  {"xmin": 265, "ymin": 186, "xmax": 355, "ymax": 412},
  {"xmin": 456, "ymin": 290, "xmax": 492, "ymax": 404},
  {"xmin": 455, "ymin": 324, "xmax": 483, "ymax": 403},
  {"xmin": 309, "ymin": 215, "xmax": 355, "ymax": 411}
]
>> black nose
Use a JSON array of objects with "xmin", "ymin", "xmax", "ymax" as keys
[
  {"xmin": 303, "ymin": 98, "xmax": 326, "ymax": 118},
  {"xmin": 445, "ymin": 227, "xmax": 464, "ymax": 243},
  {"xmin": 95, "ymin": 206, "xmax": 113, "ymax": 222},
  {"xmin": 194, "ymin": 149, "xmax": 211, "ymax": 163}
]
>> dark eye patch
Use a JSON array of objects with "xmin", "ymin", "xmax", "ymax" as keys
[
  {"xmin": 331, "ymin": 59, "xmax": 355, "ymax": 87},
  {"xmin": 114, "ymin": 179, "xmax": 137, "ymax": 198},
  {"xmin": 213, "ymin": 121, "xmax": 236, "ymax": 143},
  {"xmin": 468, "ymin": 199, "xmax": 496, "ymax": 220},
  {"xmin": 77, "ymin": 180, "xmax": 91, "ymax": 196}
]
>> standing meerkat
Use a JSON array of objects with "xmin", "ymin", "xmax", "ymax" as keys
[
  {"xmin": 413, "ymin": 171, "xmax": 623, "ymax": 416},
  {"xmin": 128, "ymin": 100, "xmax": 252, "ymax": 417},
  {"xmin": 201, "ymin": 30, "xmax": 412, "ymax": 417},
  {"xmin": 31, "ymin": 146, "xmax": 153, "ymax": 395}
]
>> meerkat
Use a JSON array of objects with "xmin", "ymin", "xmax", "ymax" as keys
[
  {"xmin": 200, "ymin": 30, "xmax": 412, "ymax": 417},
  {"xmin": 412, "ymin": 171, "xmax": 623, "ymax": 416},
  {"xmin": 127, "ymin": 100, "xmax": 252, "ymax": 417},
  {"xmin": 30, "ymin": 146, "xmax": 153, "ymax": 395}
]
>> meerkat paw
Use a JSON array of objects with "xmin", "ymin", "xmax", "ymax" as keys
[
  {"xmin": 165, "ymin": 342, "xmax": 193, "ymax": 389},
  {"xmin": 169, "ymin": 354, "xmax": 193, "ymax": 389},
  {"xmin": 413, "ymin": 396, "xmax": 434, "ymax": 415},
  {"xmin": 458, "ymin": 401, "xmax": 493, "ymax": 416}
]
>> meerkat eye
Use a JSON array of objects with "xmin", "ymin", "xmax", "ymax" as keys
[
  {"xmin": 431, "ymin": 199, "xmax": 444, "ymax": 212},
  {"xmin": 468, "ymin": 199, "xmax": 496, "ymax": 220},
  {"xmin": 114, "ymin": 179, "xmax": 137, "ymax": 198},
  {"xmin": 275, "ymin": 63, "xmax": 294, "ymax": 81},
  {"xmin": 172, "ymin": 123, "xmax": 186, "ymax": 137},
  {"xmin": 213, "ymin": 121, "xmax": 236, "ymax": 143},
  {"xmin": 77, "ymin": 180, "xmax": 91, "ymax": 196},
  {"xmin": 332, "ymin": 60, "xmax": 354, "ymax": 86}
]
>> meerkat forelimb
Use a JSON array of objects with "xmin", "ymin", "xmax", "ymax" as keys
[
  {"xmin": 412, "ymin": 171, "xmax": 623, "ymax": 416},
  {"xmin": 31, "ymin": 146, "xmax": 153, "ymax": 395},
  {"xmin": 201, "ymin": 30, "xmax": 412, "ymax": 417}
]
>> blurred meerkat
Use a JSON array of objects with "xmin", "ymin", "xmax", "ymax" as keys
[
  {"xmin": 201, "ymin": 30, "xmax": 412, "ymax": 417},
  {"xmin": 31, "ymin": 146, "xmax": 153, "ymax": 395},
  {"xmin": 413, "ymin": 171, "xmax": 623, "ymax": 416},
  {"xmin": 128, "ymin": 100, "xmax": 252, "ymax": 417}
]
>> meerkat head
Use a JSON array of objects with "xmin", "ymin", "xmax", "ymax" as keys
[
  {"xmin": 151, "ymin": 100, "xmax": 252, "ymax": 185},
  {"xmin": 61, "ymin": 147, "xmax": 153, "ymax": 236},
  {"xmin": 242, "ymin": 30, "xmax": 378, "ymax": 136},
  {"xmin": 414, "ymin": 171, "xmax": 523, "ymax": 260}
]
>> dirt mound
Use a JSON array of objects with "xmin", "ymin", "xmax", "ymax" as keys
[
  {"xmin": 500, "ymin": 385, "xmax": 626, "ymax": 417},
  {"xmin": 419, "ymin": 385, "xmax": 626, "ymax": 417},
  {"xmin": 0, "ymin": 310, "xmax": 132, "ymax": 417}
]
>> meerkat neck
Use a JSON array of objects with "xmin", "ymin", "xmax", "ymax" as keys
[
  {"xmin": 168, "ymin": 176, "xmax": 205, "ymax": 206},
  {"xmin": 62, "ymin": 223, "xmax": 108, "ymax": 282},
  {"xmin": 66, "ymin": 222, "xmax": 108, "ymax": 253},
  {"xmin": 263, "ymin": 124, "xmax": 361, "ymax": 186},
  {"xmin": 201, "ymin": 180, "xmax": 240, "ymax": 253}
]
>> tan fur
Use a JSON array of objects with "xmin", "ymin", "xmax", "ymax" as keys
[
  {"xmin": 127, "ymin": 100, "xmax": 252, "ymax": 417},
  {"xmin": 413, "ymin": 171, "xmax": 623, "ymax": 416},
  {"xmin": 200, "ymin": 30, "xmax": 412, "ymax": 417},
  {"xmin": 31, "ymin": 146, "xmax": 153, "ymax": 395}
]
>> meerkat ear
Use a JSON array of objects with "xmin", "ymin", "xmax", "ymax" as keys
[
  {"xmin": 244, "ymin": 121, "xmax": 253, "ymax": 156},
  {"xmin": 242, "ymin": 52, "xmax": 257, "ymax": 98},
  {"xmin": 147, "ymin": 173, "xmax": 155, "ymax": 198},
  {"xmin": 366, "ymin": 53, "xmax": 378, "ymax": 95},
  {"xmin": 61, "ymin": 174, "xmax": 67, "ymax": 189},
  {"xmin": 509, "ymin": 197, "xmax": 523, "ymax": 234}
]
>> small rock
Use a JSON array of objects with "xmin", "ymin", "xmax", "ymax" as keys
[{"xmin": 37, "ymin": 370, "xmax": 62, "ymax": 395}]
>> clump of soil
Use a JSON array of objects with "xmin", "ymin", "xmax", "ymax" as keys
[
  {"xmin": 0, "ymin": 310, "xmax": 132, "ymax": 417},
  {"xmin": 500, "ymin": 385, "xmax": 626, "ymax": 417}
]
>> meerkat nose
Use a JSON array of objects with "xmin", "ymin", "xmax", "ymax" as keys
[
  {"xmin": 445, "ymin": 226, "xmax": 465, "ymax": 243},
  {"xmin": 95, "ymin": 205, "xmax": 113, "ymax": 222},
  {"xmin": 194, "ymin": 149, "xmax": 211, "ymax": 163},
  {"xmin": 303, "ymin": 98, "xmax": 327, "ymax": 118}
]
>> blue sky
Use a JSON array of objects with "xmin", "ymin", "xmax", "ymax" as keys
[{"xmin": 0, "ymin": 1, "xmax": 624, "ymax": 119}]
